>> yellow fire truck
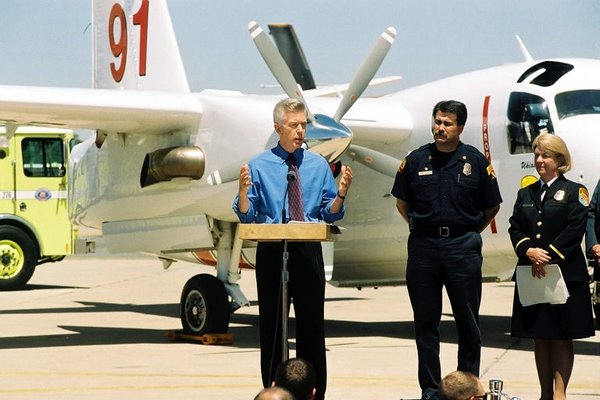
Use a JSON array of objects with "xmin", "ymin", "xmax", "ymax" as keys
[{"xmin": 0, "ymin": 126, "xmax": 77, "ymax": 290}]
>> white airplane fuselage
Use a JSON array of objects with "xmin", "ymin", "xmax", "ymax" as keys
[{"xmin": 69, "ymin": 57, "xmax": 600, "ymax": 288}]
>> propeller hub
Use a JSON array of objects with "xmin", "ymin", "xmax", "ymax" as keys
[{"xmin": 305, "ymin": 113, "xmax": 352, "ymax": 162}]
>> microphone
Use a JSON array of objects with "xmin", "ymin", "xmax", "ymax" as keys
[{"xmin": 287, "ymin": 169, "xmax": 297, "ymax": 181}]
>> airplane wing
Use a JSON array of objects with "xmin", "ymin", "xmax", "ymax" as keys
[
  {"xmin": 0, "ymin": 85, "xmax": 202, "ymax": 135},
  {"xmin": 304, "ymin": 76, "xmax": 403, "ymax": 98},
  {"xmin": 340, "ymin": 97, "xmax": 412, "ymax": 144}
]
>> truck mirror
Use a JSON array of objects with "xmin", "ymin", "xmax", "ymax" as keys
[{"xmin": 0, "ymin": 135, "xmax": 9, "ymax": 158}]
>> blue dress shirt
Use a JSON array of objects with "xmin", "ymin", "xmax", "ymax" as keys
[{"xmin": 233, "ymin": 144, "xmax": 344, "ymax": 224}]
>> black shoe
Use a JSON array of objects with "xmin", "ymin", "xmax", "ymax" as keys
[{"xmin": 421, "ymin": 388, "xmax": 439, "ymax": 400}]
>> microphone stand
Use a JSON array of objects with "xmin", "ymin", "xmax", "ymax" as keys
[{"xmin": 280, "ymin": 168, "xmax": 296, "ymax": 361}]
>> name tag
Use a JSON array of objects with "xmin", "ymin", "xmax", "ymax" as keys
[{"xmin": 418, "ymin": 170, "xmax": 433, "ymax": 176}]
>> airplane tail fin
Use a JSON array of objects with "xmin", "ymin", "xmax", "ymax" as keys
[{"xmin": 92, "ymin": 0, "xmax": 190, "ymax": 92}]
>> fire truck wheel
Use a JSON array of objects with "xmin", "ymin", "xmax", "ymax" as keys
[
  {"xmin": 180, "ymin": 273, "xmax": 230, "ymax": 335},
  {"xmin": 0, "ymin": 226, "xmax": 39, "ymax": 290}
]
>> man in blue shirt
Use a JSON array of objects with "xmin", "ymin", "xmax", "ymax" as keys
[{"xmin": 233, "ymin": 98, "xmax": 352, "ymax": 400}]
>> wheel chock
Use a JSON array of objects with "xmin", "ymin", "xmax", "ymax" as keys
[{"xmin": 165, "ymin": 330, "xmax": 233, "ymax": 345}]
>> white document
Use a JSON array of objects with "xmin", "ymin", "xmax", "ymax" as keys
[{"xmin": 516, "ymin": 264, "xmax": 570, "ymax": 307}]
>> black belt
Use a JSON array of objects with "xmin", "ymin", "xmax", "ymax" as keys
[{"xmin": 411, "ymin": 225, "xmax": 475, "ymax": 238}]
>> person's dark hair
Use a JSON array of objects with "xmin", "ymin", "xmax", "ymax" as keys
[
  {"xmin": 274, "ymin": 358, "xmax": 316, "ymax": 400},
  {"xmin": 432, "ymin": 100, "xmax": 468, "ymax": 126}
]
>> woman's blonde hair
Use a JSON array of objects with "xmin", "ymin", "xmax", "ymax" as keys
[{"xmin": 532, "ymin": 133, "xmax": 572, "ymax": 173}]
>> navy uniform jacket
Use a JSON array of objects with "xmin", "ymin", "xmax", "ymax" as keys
[
  {"xmin": 508, "ymin": 174, "xmax": 589, "ymax": 283},
  {"xmin": 391, "ymin": 142, "xmax": 502, "ymax": 230},
  {"xmin": 593, "ymin": 181, "xmax": 600, "ymax": 247},
  {"xmin": 584, "ymin": 180, "xmax": 599, "ymax": 255}
]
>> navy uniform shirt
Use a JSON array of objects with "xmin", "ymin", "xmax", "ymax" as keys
[{"xmin": 391, "ymin": 142, "xmax": 502, "ymax": 230}]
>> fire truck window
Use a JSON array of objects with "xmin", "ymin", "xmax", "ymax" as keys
[{"xmin": 21, "ymin": 138, "xmax": 65, "ymax": 178}]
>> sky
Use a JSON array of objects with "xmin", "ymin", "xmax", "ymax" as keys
[{"xmin": 0, "ymin": 0, "xmax": 599, "ymax": 95}]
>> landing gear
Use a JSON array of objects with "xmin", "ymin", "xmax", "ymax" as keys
[
  {"xmin": 178, "ymin": 221, "xmax": 250, "ymax": 335},
  {"xmin": 180, "ymin": 273, "xmax": 230, "ymax": 335}
]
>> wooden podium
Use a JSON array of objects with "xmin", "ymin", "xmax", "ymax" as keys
[
  {"xmin": 238, "ymin": 223, "xmax": 340, "ymax": 242},
  {"xmin": 238, "ymin": 222, "xmax": 340, "ymax": 361}
]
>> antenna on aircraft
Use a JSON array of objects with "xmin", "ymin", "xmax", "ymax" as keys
[{"xmin": 515, "ymin": 35, "xmax": 534, "ymax": 62}]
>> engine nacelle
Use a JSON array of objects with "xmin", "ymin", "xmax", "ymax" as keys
[{"xmin": 140, "ymin": 146, "xmax": 205, "ymax": 188}]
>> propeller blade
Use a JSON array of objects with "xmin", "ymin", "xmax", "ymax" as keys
[
  {"xmin": 333, "ymin": 27, "xmax": 396, "ymax": 122},
  {"xmin": 268, "ymin": 23, "xmax": 316, "ymax": 90},
  {"xmin": 248, "ymin": 21, "xmax": 314, "ymax": 121},
  {"xmin": 346, "ymin": 144, "xmax": 402, "ymax": 177}
]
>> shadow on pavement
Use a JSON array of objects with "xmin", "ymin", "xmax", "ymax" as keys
[{"xmin": 0, "ymin": 300, "xmax": 597, "ymax": 357}]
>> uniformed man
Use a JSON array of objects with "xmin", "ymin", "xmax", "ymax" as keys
[{"xmin": 391, "ymin": 100, "xmax": 502, "ymax": 400}]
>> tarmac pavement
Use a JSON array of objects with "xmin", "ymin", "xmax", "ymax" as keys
[{"xmin": 0, "ymin": 254, "xmax": 598, "ymax": 400}]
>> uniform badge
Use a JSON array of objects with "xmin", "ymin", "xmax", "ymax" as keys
[
  {"xmin": 553, "ymin": 190, "xmax": 565, "ymax": 201},
  {"xmin": 579, "ymin": 187, "xmax": 590, "ymax": 206},
  {"xmin": 398, "ymin": 159, "xmax": 406, "ymax": 174},
  {"xmin": 462, "ymin": 163, "xmax": 472, "ymax": 176}
]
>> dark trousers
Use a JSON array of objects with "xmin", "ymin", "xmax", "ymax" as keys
[
  {"xmin": 255, "ymin": 241, "xmax": 326, "ymax": 400},
  {"xmin": 406, "ymin": 232, "xmax": 483, "ymax": 393}
]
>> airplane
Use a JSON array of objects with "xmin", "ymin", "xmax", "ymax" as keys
[{"xmin": 0, "ymin": 0, "xmax": 598, "ymax": 336}]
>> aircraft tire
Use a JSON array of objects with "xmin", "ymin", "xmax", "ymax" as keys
[
  {"xmin": 180, "ymin": 273, "xmax": 230, "ymax": 335},
  {"xmin": 0, "ymin": 226, "xmax": 38, "ymax": 290}
]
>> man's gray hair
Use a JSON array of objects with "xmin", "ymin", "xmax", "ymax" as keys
[{"xmin": 273, "ymin": 98, "xmax": 306, "ymax": 124}]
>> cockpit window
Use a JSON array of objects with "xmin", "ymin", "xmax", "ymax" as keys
[
  {"xmin": 555, "ymin": 90, "xmax": 600, "ymax": 119},
  {"xmin": 516, "ymin": 61, "xmax": 574, "ymax": 87},
  {"xmin": 506, "ymin": 92, "xmax": 553, "ymax": 154}
]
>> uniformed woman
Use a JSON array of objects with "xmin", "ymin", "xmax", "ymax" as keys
[{"xmin": 508, "ymin": 133, "xmax": 595, "ymax": 400}]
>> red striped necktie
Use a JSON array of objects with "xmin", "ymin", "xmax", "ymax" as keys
[{"xmin": 287, "ymin": 156, "xmax": 304, "ymax": 221}]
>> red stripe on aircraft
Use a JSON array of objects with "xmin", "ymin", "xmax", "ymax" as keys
[{"xmin": 481, "ymin": 96, "xmax": 498, "ymax": 234}]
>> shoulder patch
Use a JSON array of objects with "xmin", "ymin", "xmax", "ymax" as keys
[
  {"xmin": 398, "ymin": 159, "xmax": 406, "ymax": 174},
  {"xmin": 579, "ymin": 187, "xmax": 590, "ymax": 206},
  {"xmin": 486, "ymin": 164, "xmax": 497, "ymax": 180}
]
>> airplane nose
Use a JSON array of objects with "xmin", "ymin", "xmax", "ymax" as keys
[
  {"xmin": 305, "ymin": 113, "xmax": 352, "ymax": 162},
  {"xmin": 555, "ymin": 115, "xmax": 600, "ymax": 186}
]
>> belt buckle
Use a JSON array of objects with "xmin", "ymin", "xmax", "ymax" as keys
[{"xmin": 439, "ymin": 226, "xmax": 450, "ymax": 237}]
